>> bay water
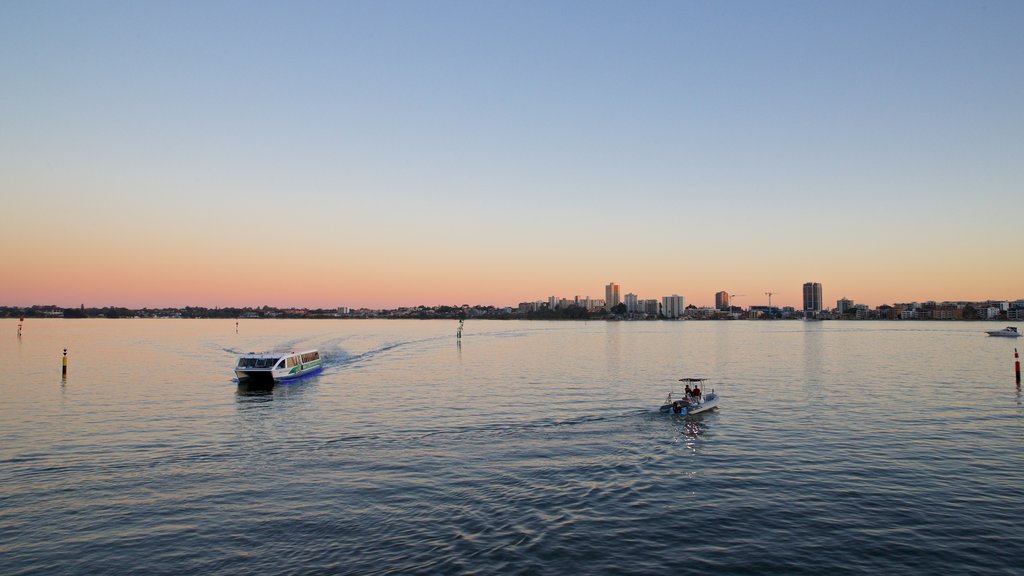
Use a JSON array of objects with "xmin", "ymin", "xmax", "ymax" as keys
[{"xmin": 2, "ymin": 319, "xmax": 1022, "ymax": 574}]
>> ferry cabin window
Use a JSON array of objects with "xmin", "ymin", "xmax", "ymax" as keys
[
  {"xmin": 286, "ymin": 357, "xmax": 297, "ymax": 368},
  {"xmin": 253, "ymin": 357, "xmax": 279, "ymax": 369}
]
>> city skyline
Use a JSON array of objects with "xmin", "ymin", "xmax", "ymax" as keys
[
  {"xmin": 5, "ymin": 278, "xmax": 1023, "ymax": 315},
  {"xmin": 3, "ymin": 2, "xmax": 1022, "ymax": 310}
]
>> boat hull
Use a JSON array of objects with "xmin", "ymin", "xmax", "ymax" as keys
[
  {"xmin": 687, "ymin": 395, "xmax": 719, "ymax": 414},
  {"xmin": 660, "ymin": 393, "xmax": 720, "ymax": 416},
  {"xmin": 235, "ymin": 361, "xmax": 323, "ymax": 383},
  {"xmin": 275, "ymin": 363, "xmax": 323, "ymax": 381},
  {"xmin": 235, "ymin": 369, "xmax": 276, "ymax": 383}
]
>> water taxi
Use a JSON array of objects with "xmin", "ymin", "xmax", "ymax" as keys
[
  {"xmin": 986, "ymin": 326, "xmax": 1021, "ymax": 338},
  {"xmin": 234, "ymin": 349, "xmax": 323, "ymax": 382},
  {"xmin": 660, "ymin": 377, "xmax": 720, "ymax": 416}
]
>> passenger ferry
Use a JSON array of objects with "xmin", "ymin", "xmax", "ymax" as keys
[{"xmin": 234, "ymin": 349, "xmax": 323, "ymax": 382}]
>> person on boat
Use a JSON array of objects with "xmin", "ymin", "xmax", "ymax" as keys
[
  {"xmin": 692, "ymin": 384, "xmax": 702, "ymax": 401},
  {"xmin": 684, "ymin": 384, "xmax": 692, "ymax": 399}
]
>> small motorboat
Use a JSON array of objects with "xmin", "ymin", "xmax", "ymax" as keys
[
  {"xmin": 660, "ymin": 377, "xmax": 720, "ymax": 416},
  {"xmin": 986, "ymin": 326, "xmax": 1021, "ymax": 338}
]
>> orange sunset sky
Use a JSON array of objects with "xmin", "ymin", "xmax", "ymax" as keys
[{"xmin": 3, "ymin": 3, "xmax": 1022, "ymax": 310}]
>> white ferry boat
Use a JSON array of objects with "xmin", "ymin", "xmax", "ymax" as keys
[{"xmin": 234, "ymin": 349, "xmax": 323, "ymax": 382}]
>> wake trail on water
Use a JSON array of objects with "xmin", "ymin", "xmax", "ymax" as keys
[
  {"xmin": 322, "ymin": 329, "xmax": 532, "ymax": 372},
  {"xmin": 317, "ymin": 409, "xmax": 650, "ymax": 451},
  {"xmin": 216, "ymin": 337, "xmax": 411, "ymax": 371},
  {"xmin": 419, "ymin": 409, "xmax": 650, "ymax": 439},
  {"xmin": 218, "ymin": 326, "xmax": 532, "ymax": 370}
]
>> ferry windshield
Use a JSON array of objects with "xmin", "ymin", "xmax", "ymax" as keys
[{"xmin": 237, "ymin": 357, "xmax": 280, "ymax": 369}]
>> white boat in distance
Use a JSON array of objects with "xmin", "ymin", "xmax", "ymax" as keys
[
  {"xmin": 660, "ymin": 378, "xmax": 720, "ymax": 416},
  {"xmin": 235, "ymin": 349, "xmax": 323, "ymax": 382},
  {"xmin": 986, "ymin": 326, "xmax": 1021, "ymax": 338}
]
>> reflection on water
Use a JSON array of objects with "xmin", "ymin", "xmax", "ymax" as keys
[
  {"xmin": 668, "ymin": 411, "xmax": 710, "ymax": 453},
  {"xmin": 235, "ymin": 381, "xmax": 275, "ymax": 399},
  {"xmin": 235, "ymin": 377, "xmax": 318, "ymax": 405}
]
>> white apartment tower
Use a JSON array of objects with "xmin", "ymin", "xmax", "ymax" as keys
[
  {"xmin": 624, "ymin": 293, "xmax": 639, "ymax": 313},
  {"xmin": 662, "ymin": 295, "xmax": 686, "ymax": 318}
]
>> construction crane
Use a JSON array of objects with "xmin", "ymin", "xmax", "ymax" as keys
[{"xmin": 765, "ymin": 292, "xmax": 776, "ymax": 308}]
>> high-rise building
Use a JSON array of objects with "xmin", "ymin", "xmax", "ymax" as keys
[
  {"xmin": 837, "ymin": 297, "xmax": 854, "ymax": 314},
  {"xmin": 715, "ymin": 291, "xmax": 730, "ymax": 310},
  {"xmin": 662, "ymin": 295, "xmax": 686, "ymax": 318},
  {"xmin": 624, "ymin": 293, "xmax": 639, "ymax": 313},
  {"xmin": 605, "ymin": 282, "xmax": 621, "ymax": 310},
  {"xmin": 803, "ymin": 282, "xmax": 823, "ymax": 313}
]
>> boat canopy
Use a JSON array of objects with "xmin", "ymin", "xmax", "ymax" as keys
[{"xmin": 678, "ymin": 377, "xmax": 707, "ymax": 383}]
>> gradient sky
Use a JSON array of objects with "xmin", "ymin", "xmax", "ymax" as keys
[{"xmin": 2, "ymin": 1, "xmax": 1022, "ymax": 309}]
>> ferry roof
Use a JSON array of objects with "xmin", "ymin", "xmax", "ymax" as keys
[{"xmin": 238, "ymin": 349, "xmax": 318, "ymax": 359}]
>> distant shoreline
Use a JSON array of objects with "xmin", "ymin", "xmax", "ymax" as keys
[
  {"xmin": 3, "ymin": 315, "xmax": 1020, "ymax": 323},
  {"xmin": 5, "ymin": 301, "xmax": 1022, "ymax": 322}
]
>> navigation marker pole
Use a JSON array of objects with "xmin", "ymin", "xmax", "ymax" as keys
[
  {"xmin": 62, "ymin": 348, "xmax": 68, "ymax": 379},
  {"xmin": 18, "ymin": 316, "xmax": 23, "ymax": 337},
  {"xmin": 1015, "ymin": 348, "xmax": 1020, "ymax": 387},
  {"xmin": 457, "ymin": 318, "xmax": 464, "ymax": 340}
]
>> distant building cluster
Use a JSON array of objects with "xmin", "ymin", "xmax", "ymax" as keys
[
  {"xmin": 517, "ymin": 282, "xmax": 688, "ymax": 319},
  {"xmin": 511, "ymin": 281, "xmax": 1024, "ymax": 322},
  {"xmin": 3, "ymin": 281, "xmax": 1023, "ymax": 321}
]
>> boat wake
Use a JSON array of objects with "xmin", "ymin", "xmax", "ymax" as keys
[
  {"xmin": 314, "ymin": 409, "xmax": 649, "ymax": 451},
  {"xmin": 325, "ymin": 340, "xmax": 417, "ymax": 370}
]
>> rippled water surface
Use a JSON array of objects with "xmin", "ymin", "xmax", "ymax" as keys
[{"xmin": 2, "ymin": 319, "xmax": 1023, "ymax": 575}]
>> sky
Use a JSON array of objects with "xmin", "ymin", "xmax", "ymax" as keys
[{"xmin": 2, "ymin": 0, "xmax": 1022, "ymax": 310}]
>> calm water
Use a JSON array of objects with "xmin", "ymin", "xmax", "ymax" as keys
[{"xmin": 2, "ymin": 319, "xmax": 1023, "ymax": 575}]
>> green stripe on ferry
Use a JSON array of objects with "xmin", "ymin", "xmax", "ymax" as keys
[{"xmin": 288, "ymin": 359, "xmax": 322, "ymax": 374}]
